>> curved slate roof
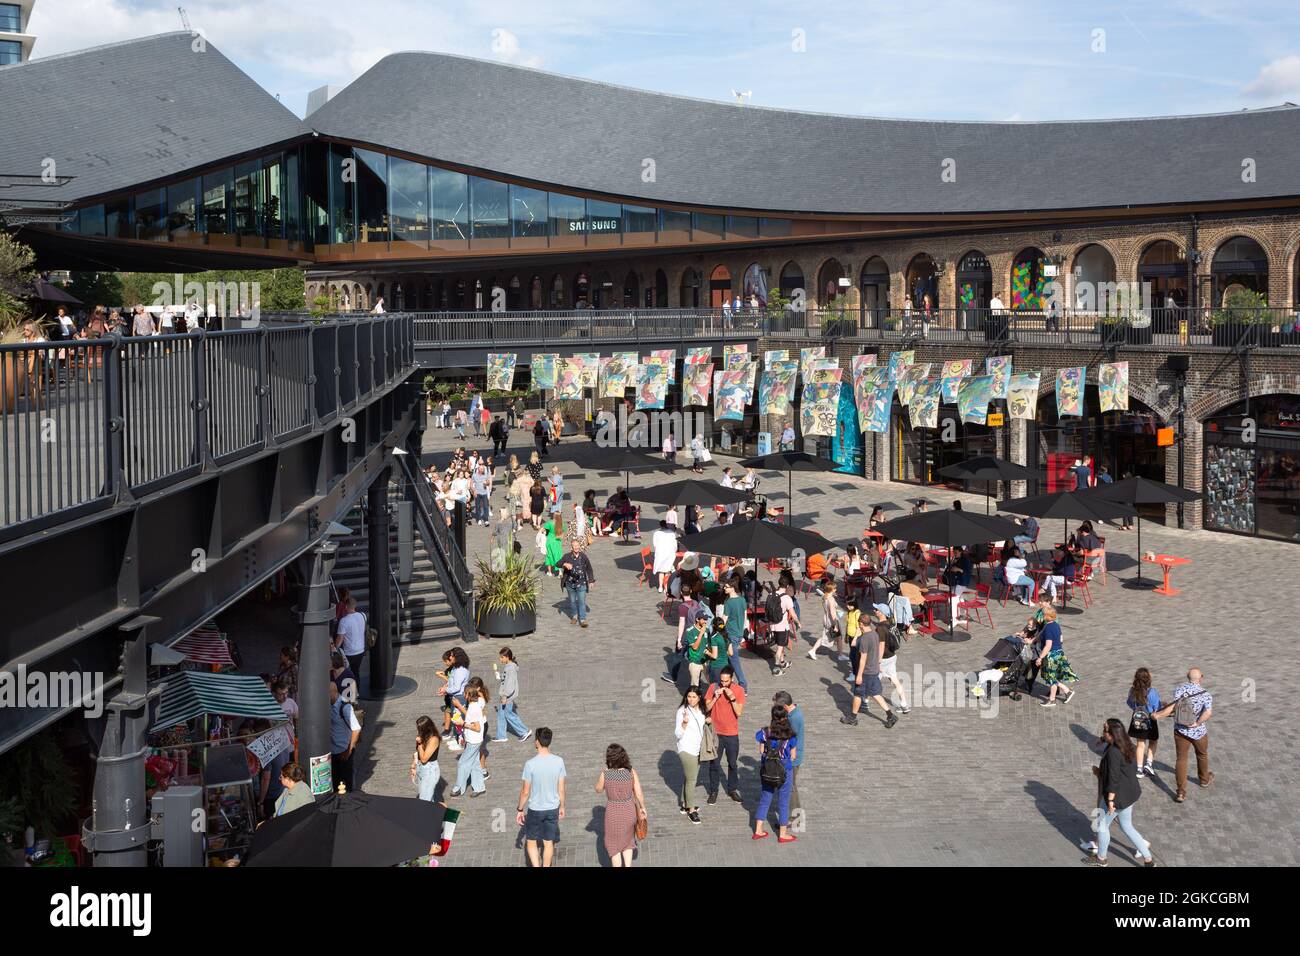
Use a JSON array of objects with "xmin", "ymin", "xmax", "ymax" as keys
[
  {"xmin": 311, "ymin": 50, "xmax": 1300, "ymax": 216},
  {"xmin": 0, "ymin": 32, "xmax": 307, "ymax": 209}
]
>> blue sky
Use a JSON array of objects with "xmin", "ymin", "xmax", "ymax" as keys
[{"xmin": 30, "ymin": 0, "xmax": 1300, "ymax": 120}]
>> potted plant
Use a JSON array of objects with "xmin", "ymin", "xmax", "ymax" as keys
[
  {"xmin": 1124, "ymin": 310, "xmax": 1153, "ymax": 345},
  {"xmin": 474, "ymin": 552, "xmax": 539, "ymax": 638},
  {"xmin": 1210, "ymin": 289, "xmax": 1272, "ymax": 347}
]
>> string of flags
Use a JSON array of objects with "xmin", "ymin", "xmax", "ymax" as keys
[{"xmin": 488, "ymin": 350, "xmax": 1130, "ymax": 433}]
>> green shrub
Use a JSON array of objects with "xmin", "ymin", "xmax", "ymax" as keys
[{"xmin": 475, "ymin": 552, "xmax": 540, "ymax": 615}]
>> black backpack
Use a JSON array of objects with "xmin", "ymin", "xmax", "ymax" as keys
[
  {"xmin": 764, "ymin": 590, "xmax": 784, "ymax": 624},
  {"xmin": 760, "ymin": 738, "xmax": 787, "ymax": 788},
  {"xmin": 884, "ymin": 626, "xmax": 901, "ymax": 655}
]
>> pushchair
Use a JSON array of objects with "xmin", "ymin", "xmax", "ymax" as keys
[{"xmin": 966, "ymin": 636, "xmax": 1030, "ymax": 701}]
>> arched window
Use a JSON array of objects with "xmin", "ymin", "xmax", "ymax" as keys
[
  {"xmin": 904, "ymin": 254, "xmax": 938, "ymax": 311},
  {"xmin": 593, "ymin": 271, "xmax": 613, "ymax": 309},
  {"xmin": 709, "ymin": 265, "xmax": 732, "ymax": 308},
  {"xmin": 507, "ymin": 274, "xmax": 522, "ymax": 311},
  {"xmin": 817, "ymin": 258, "xmax": 845, "ymax": 307},
  {"xmin": 1139, "ymin": 241, "xmax": 1188, "ymax": 330},
  {"xmin": 680, "ymin": 268, "xmax": 700, "ymax": 309},
  {"xmin": 742, "ymin": 263, "xmax": 768, "ymax": 308},
  {"xmin": 550, "ymin": 274, "xmax": 564, "ymax": 309},
  {"xmin": 1010, "ymin": 247, "xmax": 1048, "ymax": 310},
  {"xmin": 1212, "ymin": 236, "xmax": 1269, "ymax": 304},
  {"xmin": 623, "ymin": 270, "xmax": 639, "ymax": 308},
  {"xmin": 654, "ymin": 269, "xmax": 668, "ymax": 308},
  {"xmin": 529, "ymin": 275, "xmax": 543, "ymax": 310},
  {"xmin": 1071, "ymin": 244, "xmax": 1118, "ymax": 313},
  {"xmin": 779, "ymin": 261, "xmax": 805, "ymax": 298},
  {"xmin": 573, "ymin": 272, "xmax": 591, "ymax": 308}
]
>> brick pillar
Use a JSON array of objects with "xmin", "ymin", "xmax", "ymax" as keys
[
  {"xmin": 1009, "ymin": 417, "xmax": 1029, "ymax": 498},
  {"xmin": 1176, "ymin": 418, "xmax": 1203, "ymax": 529}
]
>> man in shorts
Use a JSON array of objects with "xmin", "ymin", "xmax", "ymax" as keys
[
  {"xmin": 767, "ymin": 579, "xmax": 798, "ymax": 675},
  {"xmin": 516, "ymin": 727, "xmax": 566, "ymax": 867},
  {"xmin": 840, "ymin": 610, "xmax": 898, "ymax": 728}
]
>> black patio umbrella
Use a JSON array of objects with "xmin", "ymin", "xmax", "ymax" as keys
[
  {"xmin": 873, "ymin": 510, "xmax": 1026, "ymax": 640},
  {"xmin": 587, "ymin": 446, "xmax": 675, "ymax": 494},
  {"xmin": 938, "ymin": 456, "xmax": 1045, "ymax": 513},
  {"xmin": 996, "ymin": 490, "xmax": 1137, "ymax": 553},
  {"xmin": 244, "ymin": 791, "xmax": 445, "ymax": 867},
  {"xmin": 737, "ymin": 451, "xmax": 838, "ymax": 521},
  {"xmin": 633, "ymin": 478, "xmax": 750, "ymax": 509},
  {"xmin": 1090, "ymin": 477, "xmax": 1201, "ymax": 585}
]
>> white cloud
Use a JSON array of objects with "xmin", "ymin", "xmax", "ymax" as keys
[
  {"xmin": 1243, "ymin": 55, "xmax": 1300, "ymax": 99},
  {"xmin": 489, "ymin": 27, "xmax": 541, "ymax": 68}
]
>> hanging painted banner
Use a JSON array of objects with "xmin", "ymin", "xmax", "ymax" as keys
[
  {"xmin": 850, "ymin": 353, "xmax": 878, "ymax": 381},
  {"xmin": 530, "ymin": 353, "xmax": 558, "ymax": 390},
  {"xmin": 764, "ymin": 349, "xmax": 790, "ymax": 368},
  {"xmin": 831, "ymin": 377, "xmax": 863, "ymax": 475},
  {"xmin": 886, "ymin": 349, "xmax": 915, "ymax": 383},
  {"xmin": 852, "ymin": 365, "xmax": 885, "ymax": 429},
  {"xmin": 574, "ymin": 353, "xmax": 601, "ymax": 389},
  {"xmin": 862, "ymin": 368, "xmax": 895, "ymax": 435},
  {"xmin": 958, "ymin": 374, "xmax": 995, "ymax": 425},
  {"xmin": 684, "ymin": 362, "xmax": 714, "ymax": 406},
  {"xmin": 760, "ymin": 360, "xmax": 799, "ymax": 416},
  {"xmin": 651, "ymin": 349, "xmax": 677, "ymax": 383},
  {"xmin": 601, "ymin": 353, "xmax": 636, "ymax": 397},
  {"xmin": 1098, "ymin": 361, "xmax": 1130, "ymax": 413},
  {"xmin": 909, "ymin": 377, "xmax": 944, "ymax": 429},
  {"xmin": 897, "ymin": 362, "xmax": 933, "ymax": 407},
  {"xmin": 799, "ymin": 346, "xmax": 826, "ymax": 384},
  {"xmin": 556, "ymin": 358, "xmax": 585, "ymax": 399},
  {"xmin": 1008, "ymin": 372, "xmax": 1042, "ymax": 420},
  {"xmin": 636, "ymin": 362, "xmax": 669, "ymax": 410},
  {"xmin": 685, "ymin": 346, "xmax": 712, "ymax": 366},
  {"xmin": 714, "ymin": 367, "xmax": 753, "ymax": 422},
  {"xmin": 723, "ymin": 343, "xmax": 750, "ymax": 363},
  {"xmin": 486, "ymin": 353, "xmax": 517, "ymax": 392},
  {"xmin": 1056, "ymin": 366, "xmax": 1086, "ymax": 418},
  {"xmin": 985, "ymin": 355, "xmax": 1013, "ymax": 400},
  {"xmin": 725, "ymin": 350, "xmax": 751, "ymax": 371},
  {"xmin": 939, "ymin": 359, "xmax": 972, "ymax": 403},
  {"xmin": 800, "ymin": 370, "xmax": 843, "ymax": 437}
]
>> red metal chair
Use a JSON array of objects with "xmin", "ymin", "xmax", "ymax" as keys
[
  {"xmin": 1075, "ymin": 563, "xmax": 1095, "ymax": 608},
  {"xmin": 958, "ymin": 583, "xmax": 994, "ymax": 629},
  {"xmin": 637, "ymin": 547, "xmax": 653, "ymax": 587}
]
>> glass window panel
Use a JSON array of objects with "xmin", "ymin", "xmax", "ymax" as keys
[
  {"xmin": 233, "ymin": 161, "xmax": 262, "ymax": 237},
  {"xmin": 328, "ymin": 143, "xmax": 355, "ymax": 245},
  {"xmin": 77, "ymin": 204, "xmax": 106, "ymax": 237},
  {"xmin": 469, "ymin": 176, "xmax": 509, "ymax": 241},
  {"xmin": 0, "ymin": 40, "xmax": 20, "ymax": 66},
  {"xmin": 429, "ymin": 167, "xmax": 468, "ymax": 248},
  {"xmin": 726, "ymin": 215, "xmax": 757, "ymax": 239},
  {"xmin": 263, "ymin": 158, "xmax": 284, "ymax": 240},
  {"xmin": 57, "ymin": 209, "xmax": 80, "ymax": 233},
  {"xmin": 355, "ymin": 148, "xmax": 389, "ymax": 244},
  {"xmin": 760, "ymin": 218, "xmax": 792, "ymax": 237},
  {"xmin": 0, "ymin": 5, "xmax": 21, "ymax": 31},
  {"xmin": 510, "ymin": 185, "xmax": 548, "ymax": 239},
  {"xmin": 304, "ymin": 143, "xmax": 329, "ymax": 246},
  {"xmin": 167, "ymin": 178, "xmax": 198, "ymax": 240},
  {"xmin": 104, "ymin": 197, "xmax": 130, "ymax": 239},
  {"xmin": 659, "ymin": 208, "xmax": 691, "ymax": 243},
  {"xmin": 284, "ymin": 150, "xmax": 302, "ymax": 245},
  {"xmin": 586, "ymin": 199, "xmax": 622, "ymax": 239},
  {"xmin": 692, "ymin": 212, "xmax": 724, "ymax": 241},
  {"xmin": 623, "ymin": 204, "xmax": 656, "ymax": 239},
  {"xmin": 134, "ymin": 187, "xmax": 167, "ymax": 241},
  {"xmin": 388, "ymin": 156, "xmax": 429, "ymax": 245},
  {"xmin": 548, "ymin": 192, "xmax": 585, "ymax": 242},
  {"xmin": 202, "ymin": 168, "xmax": 233, "ymax": 235}
]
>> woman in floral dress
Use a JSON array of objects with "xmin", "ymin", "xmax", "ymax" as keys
[{"xmin": 596, "ymin": 744, "xmax": 647, "ymax": 867}]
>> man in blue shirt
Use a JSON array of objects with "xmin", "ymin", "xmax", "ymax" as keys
[
  {"xmin": 1072, "ymin": 458, "xmax": 1092, "ymax": 490},
  {"xmin": 516, "ymin": 727, "xmax": 567, "ymax": 867},
  {"xmin": 1155, "ymin": 669, "xmax": 1213, "ymax": 804},
  {"xmin": 773, "ymin": 691, "xmax": 804, "ymax": 817},
  {"xmin": 1013, "ymin": 515, "xmax": 1039, "ymax": 551}
]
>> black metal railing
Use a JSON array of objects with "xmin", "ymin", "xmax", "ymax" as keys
[
  {"xmin": 1, "ymin": 315, "xmax": 417, "ymax": 537},
  {"xmin": 396, "ymin": 451, "xmax": 475, "ymax": 641}
]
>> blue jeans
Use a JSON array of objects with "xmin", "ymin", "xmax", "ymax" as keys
[
  {"xmin": 727, "ymin": 638, "xmax": 748, "ymax": 689},
  {"xmin": 454, "ymin": 741, "xmax": 485, "ymax": 794},
  {"xmin": 415, "ymin": 760, "xmax": 440, "ymax": 801},
  {"xmin": 566, "ymin": 585, "xmax": 588, "ymax": 622},
  {"xmin": 1013, "ymin": 535, "xmax": 1034, "ymax": 550},
  {"xmin": 755, "ymin": 767, "xmax": 794, "ymax": 827},
  {"xmin": 474, "ymin": 493, "xmax": 490, "ymax": 523},
  {"xmin": 1097, "ymin": 804, "xmax": 1150, "ymax": 860},
  {"xmin": 496, "ymin": 700, "xmax": 529, "ymax": 739}
]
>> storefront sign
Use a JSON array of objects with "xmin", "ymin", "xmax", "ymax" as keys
[
  {"xmin": 309, "ymin": 753, "xmax": 333, "ymax": 796},
  {"xmin": 568, "ymin": 218, "xmax": 621, "ymax": 233},
  {"xmin": 1157, "ymin": 427, "xmax": 1175, "ymax": 446},
  {"xmin": 987, "ymin": 412, "xmax": 1005, "ymax": 426}
]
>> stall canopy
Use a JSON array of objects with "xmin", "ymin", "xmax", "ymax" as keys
[
  {"xmin": 151, "ymin": 671, "xmax": 285, "ymax": 731},
  {"xmin": 171, "ymin": 626, "xmax": 236, "ymax": 667}
]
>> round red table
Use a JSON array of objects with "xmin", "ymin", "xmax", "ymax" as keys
[
  {"xmin": 917, "ymin": 591, "xmax": 949, "ymax": 634},
  {"xmin": 1142, "ymin": 554, "xmax": 1190, "ymax": 596},
  {"xmin": 1027, "ymin": 567, "xmax": 1053, "ymax": 603}
]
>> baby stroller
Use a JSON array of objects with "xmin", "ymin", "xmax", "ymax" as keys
[{"xmin": 967, "ymin": 636, "xmax": 1029, "ymax": 701}]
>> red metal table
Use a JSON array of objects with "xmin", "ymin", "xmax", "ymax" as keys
[
  {"xmin": 1142, "ymin": 554, "xmax": 1190, "ymax": 596},
  {"xmin": 1027, "ymin": 567, "xmax": 1053, "ymax": 603},
  {"xmin": 917, "ymin": 591, "xmax": 949, "ymax": 634}
]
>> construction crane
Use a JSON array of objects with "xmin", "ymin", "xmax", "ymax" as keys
[{"xmin": 178, "ymin": 6, "xmax": 191, "ymax": 31}]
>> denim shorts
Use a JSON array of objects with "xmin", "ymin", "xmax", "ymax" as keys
[
  {"xmin": 525, "ymin": 807, "xmax": 560, "ymax": 842},
  {"xmin": 856, "ymin": 673, "xmax": 883, "ymax": 698}
]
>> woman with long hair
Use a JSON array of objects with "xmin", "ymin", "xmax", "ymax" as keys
[
  {"xmin": 1085, "ymin": 718, "xmax": 1155, "ymax": 867},
  {"xmin": 410, "ymin": 715, "xmax": 441, "ymax": 801},
  {"xmin": 674, "ymin": 687, "xmax": 707, "ymax": 824},
  {"xmin": 595, "ymin": 744, "xmax": 647, "ymax": 867},
  {"xmin": 1127, "ymin": 668, "xmax": 1162, "ymax": 776},
  {"xmin": 753, "ymin": 704, "xmax": 798, "ymax": 843},
  {"xmin": 450, "ymin": 680, "xmax": 488, "ymax": 798},
  {"xmin": 543, "ymin": 511, "xmax": 565, "ymax": 577}
]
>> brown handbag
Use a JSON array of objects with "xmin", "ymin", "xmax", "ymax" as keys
[{"xmin": 635, "ymin": 811, "xmax": 648, "ymax": 841}]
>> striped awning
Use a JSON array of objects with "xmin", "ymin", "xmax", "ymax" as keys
[
  {"xmin": 151, "ymin": 671, "xmax": 285, "ymax": 731},
  {"xmin": 172, "ymin": 626, "xmax": 235, "ymax": 667}
]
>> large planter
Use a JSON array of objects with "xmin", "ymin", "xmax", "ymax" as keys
[
  {"xmin": 981, "ymin": 315, "xmax": 1010, "ymax": 342},
  {"xmin": 1125, "ymin": 324, "xmax": 1153, "ymax": 345},
  {"xmin": 1211, "ymin": 323, "xmax": 1281, "ymax": 348},
  {"xmin": 475, "ymin": 604, "xmax": 536, "ymax": 638}
]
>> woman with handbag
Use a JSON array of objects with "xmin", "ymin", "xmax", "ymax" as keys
[
  {"xmin": 1084, "ymin": 718, "xmax": 1155, "ymax": 867},
  {"xmin": 1126, "ymin": 668, "xmax": 1162, "ymax": 776},
  {"xmin": 596, "ymin": 744, "xmax": 648, "ymax": 867},
  {"xmin": 674, "ymin": 687, "xmax": 707, "ymax": 824}
]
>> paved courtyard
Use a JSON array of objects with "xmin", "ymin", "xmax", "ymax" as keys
[{"xmin": 351, "ymin": 422, "xmax": 1296, "ymax": 867}]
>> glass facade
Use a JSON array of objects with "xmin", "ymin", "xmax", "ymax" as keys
[
  {"xmin": 0, "ymin": 39, "xmax": 19, "ymax": 66},
  {"xmin": 0, "ymin": 4, "xmax": 21, "ymax": 31},
  {"xmin": 60, "ymin": 139, "xmax": 798, "ymax": 260},
  {"xmin": 1203, "ymin": 395, "xmax": 1300, "ymax": 541}
]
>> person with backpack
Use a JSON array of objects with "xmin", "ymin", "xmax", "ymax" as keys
[
  {"xmin": 1154, "ymin": 668, "xmax": 1213, "ymax": 803},
  {"xmin": 840, "ymin": 609, "xmax": 899, "ymax": 728},
  {"xmin": 1126, "ymin": 668, "xmax": 1161, "ymax": 777},
  {"xmin": 765, "ymin": 577, "xmax": 798, "ymax": 676},
  {"xmin": 716, "ymin": 578, "xmax": 750, "ymax": 691},
  {"xmin": 752, "ymin": 704, "xmax": 799, "ymax": 843},
  {"xmin": 772, "ymin": 690, "xmax": 805, "ymax": 816},
  {"xmin": 329, "ymin": 681, "xmax": 361, "ymax": 792}
]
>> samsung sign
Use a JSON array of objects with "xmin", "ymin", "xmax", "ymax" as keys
[{"xmin": 569, "ymin": 218, "xmax": 621, "ymax": 234}]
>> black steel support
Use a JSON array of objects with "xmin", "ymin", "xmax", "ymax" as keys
[
  {"xmin": 367, "ymin": 466, "xmax": 394, "ymax": 694},
  {"xmin": 1176, "ymin": 370, "xmax": 1187, "ymax": 527},
  {"xmin": 295, "ymin": 539, "xmax": 337, "ymax": 796},
  {"xmin": 84, "ymin": 615, "xmax": 163, "ymax": 867}
]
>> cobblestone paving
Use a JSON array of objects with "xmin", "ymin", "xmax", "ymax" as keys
[{"xmin": 351, "ymin": 424, "xmax": 1297, "ymax": 867}]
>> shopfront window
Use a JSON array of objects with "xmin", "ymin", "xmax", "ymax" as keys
[
  {"xmin": 470, "ymin": 176, "xmax": 509, "ymax": 245},
  {"xmin": 389, "ymin": 155, "xmax": 430, "ymax": 247},
  {"xmin": 429, "ymin": 168, "xmax": 467, "ymax": 249},
  {"xmin": 233, "ymin": 161, "xmax": 263, "ymax": 242},
  {"xmin": 263, "ymin": 157, "xmax": 285, "ymax": 241},
  {"xmin": 328, "ymin": 144, "xmax": 355, "ymax": 246},
  {"xmin": 167, "ymin": 177, "xmax": 199, "ymax": 241},
  {"xmin": 134, "ymin": 187, "xmax": 167, "ymax": 241},
  {"xmin": 105, "ymin": 197, "xmax": 131, "ymax": 239},
  {"xmin": 548, "ymin": 192, "xmax": 585, "ymax": 247},
  {"xmin": 692, "ymin": 212, "xmax": 724, "ymax": 241},
  {"xmin": 760, "ymin": 218, "xmax": 792, "ymax": 237},
  {"xmin": 623, "ymin": 204, "xmax": 656, "ymax": 241},
  {"xmin": 202, "ymin": 168, "xmax": 233, "ymax": 238},
  {"xmin": 586, "ymin": 199, "xmax": 622, "ymax": 247},
  {"xmin": 1203, "ymin": 394, "xmax": 1300, "ymax": 541},
  {"xmin": 355, "ymin": 148, "xmax": 389, "ymax": 244},
  {"xmin": 510, "ymin": 185, "xmax": 548, "ymax": 241},
  {"xmin": 659, "ymin": 209, "xmax": 691, "ymax": 244},
  {"xmin": 76, "ymin": 204, "xmax": 105, "ymax": 237},
  {"xmin": 726, "ymin": 216, "xmax": 758, "ymax": 239}
]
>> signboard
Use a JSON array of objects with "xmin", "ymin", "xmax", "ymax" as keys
[
  {"xmin": 309, "ymin": 753, "xmax": 333, "ymax": 796},
  {"xmin": 986, "ymin": 412, "xmax": 1005, "ymax": 427},
  {"xmin": 1157, "ymin": 427, "xmax": 1175, "ymax": 447},
  {"xmin": 247, "ymin": 724, "xmax": 293, "ymax": 766}
]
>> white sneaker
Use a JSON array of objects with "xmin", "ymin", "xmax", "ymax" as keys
[
  {"xmin": 807, "ymin": 651, "xmax": 819, "ymax": 661},
  {"xmin": 446, "ymin": 740, "xmax": 463, "ymax": 752},
  {"xmin": 836, "ymin": 654, "xmax": 849, "ymax": 662}
]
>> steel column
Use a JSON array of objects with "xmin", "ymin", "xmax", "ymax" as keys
[
  {"xmin": 366, "ymin": 466, "xmax": 394, "ymax": 694},
  {"xmin": 296, "ymin": 539, "xmax": 338, "ymax": 796}
]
